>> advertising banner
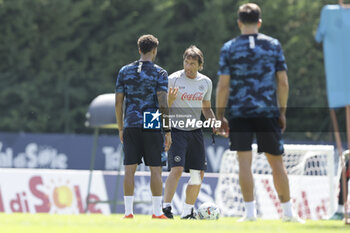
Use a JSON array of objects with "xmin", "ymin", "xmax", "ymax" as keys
[
  {"xmin": 0, "ymin": 132, "xmax": 227, "ymax": 172},
  {"xmin": 0, "ymin": 169, "xmax": 343, "ymax": 219},
  {"xmin": 0, "ymin": 169, "xmax": 109, "ymax": 214}
]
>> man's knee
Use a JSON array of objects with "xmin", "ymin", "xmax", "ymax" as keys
[
  {"xmin": 124, "ymin": 165, "xmax": 137, "ymax": 176},
  {"xmin": 188, "ymin": 169, "xmax": 202, "ymax": 185},
  {"xmin": 170, "ymin": 166, "xmax": 184, "ymax": 179},
  {"xmin": 149, "ymin": 166, "xmax": 162, "ymax": 176},
  {"xmin": 271, "ymin": 163, "xmax": 287, "ymax": 176}
]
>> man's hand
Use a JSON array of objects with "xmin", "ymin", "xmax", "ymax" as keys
[
  {"xmin": 168, "ymin": 87, "xmax": 178, "ymax": 107},
  {"xmin": 278, "ymin": 113, "xmax": 286, "ymax": 133},
  {"xmin": 211, "ymin": 119, "xmax": 220, "ymax": 135},
  {"xmin": 164, "ymin": 132, "xmax": 172, "ymax": 151},
  {"xmin": 217, "ymin": 117, "xmax": 229, "ymax": 138},
  {"xmin": 118, "ymin": 129, "xmax": 123, "ymax": 143}
]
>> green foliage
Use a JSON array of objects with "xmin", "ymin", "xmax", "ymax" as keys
[{"xmin": 0, "ymin": 0, "xmax": 345, "ymax": 140}]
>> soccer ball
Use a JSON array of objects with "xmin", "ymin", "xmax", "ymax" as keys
[{"xmin": 197, "ymin": 202, "xmax": 220, "ymax": 220}]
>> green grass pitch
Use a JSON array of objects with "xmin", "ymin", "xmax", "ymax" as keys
[{"xmin": 0, "ymin": 214, "xmax": 348, "ymax": 233}]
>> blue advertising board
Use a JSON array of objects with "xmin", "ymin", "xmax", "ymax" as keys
[{"xmin": 0, "ymin": 132, "xmax": 228, "ymax": 173}]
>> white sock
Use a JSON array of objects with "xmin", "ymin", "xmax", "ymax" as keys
[
  {"xmin": 124, "ymin": 196, "xmax": 134, "ymax": 215},
  {"xmin": 181, "ymin": 202, "xmax": 194, "ymax": 217},
  {"xmin": 152, "ymin": 196, "xmax": 163, "ymax": 216},
  {"xmin": 244, "ymin": 201, "xmax": 256, "ymax": 218},
  {"xmin": 163, "ymin": 202, "xmax": 171, "ymax": 208},
  {"xmin": 337, "ymin": 205, "xmax": 344, "ymax": 213},
  {"xmin": 281, "ymin": 201, "xmax": 293, "ymax": 217}
]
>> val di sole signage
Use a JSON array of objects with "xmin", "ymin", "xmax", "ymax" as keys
[
  {"xmin": 0, "ymin": 169, "xmax": 334, "ymax": 220},
  {"xmin": 0, "ymin": 132, "xmax": 227, "ymax": 172}
]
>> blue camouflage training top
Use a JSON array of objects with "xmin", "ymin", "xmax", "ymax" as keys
[
  {"xmin": 115, "ymin": 60, "xmax": 168, "ymax": 128},
  {"xmin": 218, "ymin": 33, "xmax": 287, "ymax": 118}
]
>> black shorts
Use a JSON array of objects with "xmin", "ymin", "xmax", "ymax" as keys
[
  {"xmin": 168, "ymin": 128, "xmax": 207, "ymax": 172},
  {"xmin": 229, "ymin": 117, "xmax": 284, "ymax": 155},
  {"xmin": 123, "ymin": 128, "xmax": 164, "ymax": 166}
]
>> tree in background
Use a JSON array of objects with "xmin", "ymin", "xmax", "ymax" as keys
[{"xmin": 0, "ymin": 0, "xmax": 345, "ymax": 141}]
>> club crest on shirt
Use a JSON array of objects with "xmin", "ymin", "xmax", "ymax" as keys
[{"xmin": 198, "ymin": 85, "xmax": 205, "ymax": 91}]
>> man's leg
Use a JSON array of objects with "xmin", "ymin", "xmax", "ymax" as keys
[
  {"xmin": 162, "ymin": 167, "xmax": 183, "ymax": 218},
  {"xmin": 237, "ymin": 151, "xmax": 254, "ymax": 201},
  {"xmin": 149, "ymin": 166, "xmax": 165, "ymax": 217},
  {"xmin": 184, "ymin": 170, "xmax": 204, "ymax": 205},
  {"xmin": 180, "ymin": 170, "xmax": 204, "ymax": 219},
  {"xmin": 336, "ymin": 174, "xmax": 347, "ymax": 215},
  {"xmin": 265, "ymin": 153, "xmax": 290, "ymax": 203},
  {"xmin": 265, "ymin": 153, "xmax": 301, "ymax": 221},
  {"xmin": 162, "ymin": 128, "xmax": 188, "ymax": 218},
  {"xmin": 330, "ymin": 156, "xmax": 350, "ymax": 220},
  {"xmin": 228, "ymin": 118, "xmax": 255, "ymax": 221},
  {"xmin": 237, "ymin": 151, "xmax": 256, "ymax": 220},
  {"xmin": 124, "ymin": 164, "xmax": 137, "ymax": 216},
  {"xmin": 181, "ymin": 130, "xmax": 207, "ymax": 219},
  {"xmin": 339, "ymin": 158, "xmax": 349, "ymax": 208},
  {"xmin": 164, "ymin": 166, "xmax": 184, "ymax": 204}
]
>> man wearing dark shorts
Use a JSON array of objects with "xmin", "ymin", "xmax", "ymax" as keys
[
  {"xmin": 115, "ymin": 34, "xmax": 171, "ymax": 219},
  {"xmin": 162, "ymin": 46, "xmax": 217, "ymax": 219},
  {"xmin": 216, "ymin": 3, "xmax": 303, "ymax": 223},
  {"xmin": 329, "ymin": 150, "xmax": 350, "ymax": 220}
]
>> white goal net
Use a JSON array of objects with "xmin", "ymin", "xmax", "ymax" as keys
[{"xmin": 215, "ymin": 144, "xmax": 340, "ymax": 219}]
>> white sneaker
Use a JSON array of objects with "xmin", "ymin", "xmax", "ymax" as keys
[
  {"xmin": 282, "ymin": 214, "xmax": 305, "ymax": 224},
  {"xmin": 237, "ymin": 215, "xmax": 257, "ymax": 222}
]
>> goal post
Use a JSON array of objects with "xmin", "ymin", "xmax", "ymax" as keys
[{"xmin": 215, "ymin": 144, "xmax": 339, "ymax": 219}]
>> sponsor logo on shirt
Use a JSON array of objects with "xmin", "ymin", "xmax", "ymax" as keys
[{"xmin": 181, "ymin": 92, "xmax": 204, "ymax": 101}]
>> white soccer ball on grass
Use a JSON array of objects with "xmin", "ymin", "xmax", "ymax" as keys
[{"xmin": 197, "ymin": 202, "xmax": 220, "ymax": 220}]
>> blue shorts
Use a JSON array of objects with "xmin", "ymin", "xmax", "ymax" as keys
[
  {"xmin": 123, "ymin": 128, "xmax": 164, "ymax": 166},
  {"xmin": 229, "ymin": 117, "xmax": 284, "ymax": 155},
  {"xmin": 168, "ymin": 128, "xmax": 207, "ymax": 172}
]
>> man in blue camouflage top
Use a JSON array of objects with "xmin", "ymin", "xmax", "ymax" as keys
[
  {"xmin": 216, "ymin": 3, "xmax": 303, "ymax": 223},
  {"xmin": 115, "ymin": 34, "xmax": 171, "ymax": 219}
]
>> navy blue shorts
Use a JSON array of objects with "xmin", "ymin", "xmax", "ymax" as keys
[
  {"xmin": 229, "ymin": 117, "xmax": 284, "ymax": 155},
  {"xmin": 123, "ymin": 128, "xmax": 164, "ymax": 166},
  {"xmin": 168, "ymin": 128, "xmax": 207, "ymax": 172}
]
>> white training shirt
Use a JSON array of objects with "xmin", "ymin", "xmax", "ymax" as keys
[{"xmin": 168, "ymin": 70, "xmax": 213, "ymax": 131}]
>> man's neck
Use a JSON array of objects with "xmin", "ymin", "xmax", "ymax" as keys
[
  {"xmin": 140, "ymin": 55, "xmax": 153, "ymax": 62},
  {"xmin": 240, "ymin": 25, "xmax": 259, "ymax": 35}
]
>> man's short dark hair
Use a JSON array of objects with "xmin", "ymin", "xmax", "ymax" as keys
[
  {"xmin": 238, "ymin": 3, "xmax": 261, "ymax": 24},
  {"xmin": 137, "ymin": 34, "xmax": 159, "ymax": 54},
  {"xmin": 183, "ymin": 45, "xmax": 204, "ymax": 66}
]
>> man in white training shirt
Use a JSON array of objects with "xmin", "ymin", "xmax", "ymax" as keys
[{"xmin": 162, "ymin": 45, "xmax": 218, "ymax": 219}]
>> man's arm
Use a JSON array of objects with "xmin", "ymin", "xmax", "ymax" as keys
[
  {"xmin": 202, "ymin": 100, "xmax": 220, "ymax": 135},
  {"xmin": 115, "ymin": 92, "xmax": 125, "ymax": 143},
  {"xmin": 202, "ymin": 100, "xmax": 216, "ymax": 120},
  {"xmin": 168, "ymin": 87, "xmax": 178, "ymax": 107},
  {"xmin": 276, "ymin": 70, "xmax": 289, "ymax": 133},
  {"xmin": 215, "ymin": 75, "xmax": 230, "ymax": 137},
  {"xmin": 215, "ymin": 75, "xmax": 230, "ymax": 119},
  {"xmin": 157, "ymin": 90, "xmax": 172, "ymax": 151}
]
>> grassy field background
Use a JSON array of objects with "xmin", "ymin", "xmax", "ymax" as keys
[{"xmin": 0, "ymin": 214, "xmax": 349, "ymax": 233}]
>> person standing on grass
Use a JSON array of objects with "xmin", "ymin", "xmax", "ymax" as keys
[
  {"xmin": 115, "ymin": 34, "xmax": 171, "ymax": 219},
  {"xmin": 162, "ymin": 45, "xmax": 218, "ymax": 219},
  {"xmin": 216, "ymin": 3, "xmax": 304, "ymax": 223},
  {"xmin": 329, "ymin": 150, "xmax": 349, "ymax": 220}
]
